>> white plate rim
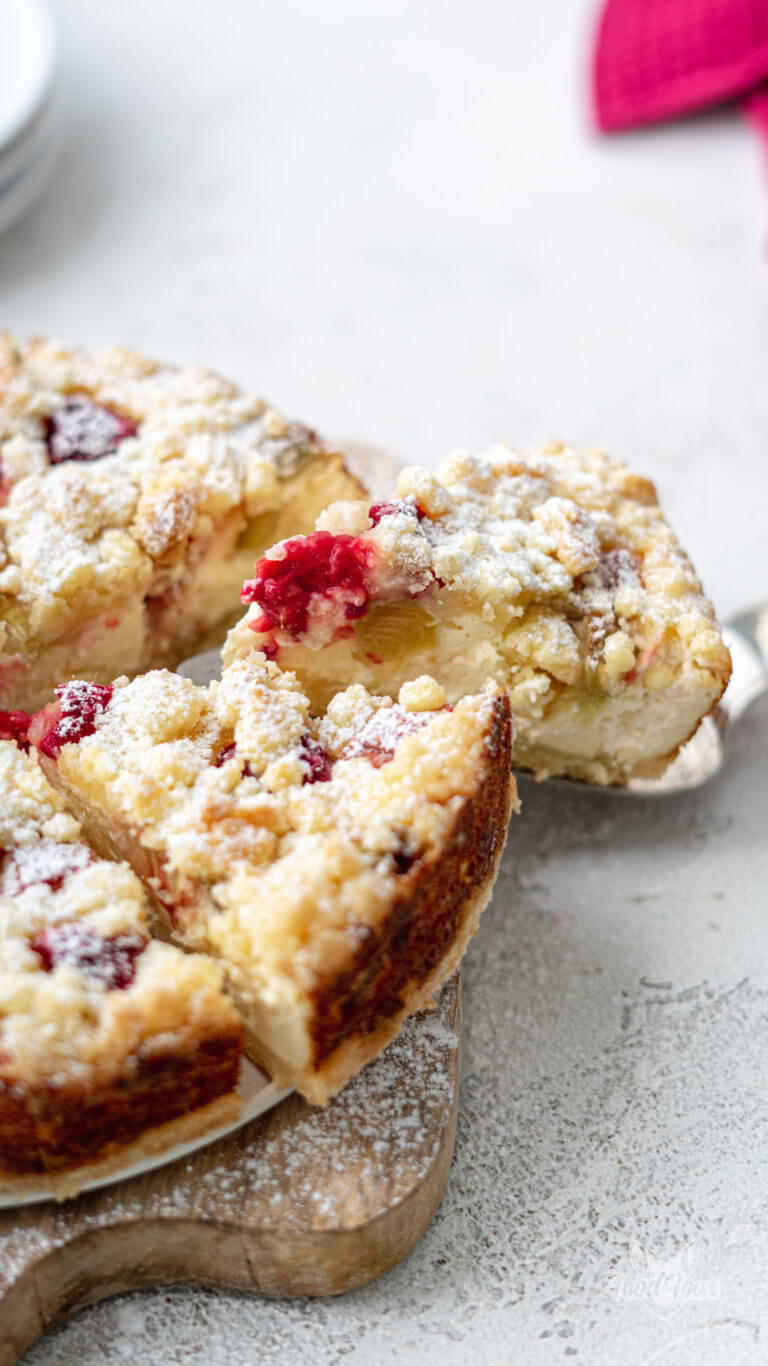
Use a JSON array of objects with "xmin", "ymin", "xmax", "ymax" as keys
[
  {"xmin": 0, "ymin": 0, "xmax": 56, "ymax": 155},
  {"xmin": 0, "ymin": 121, "xmax": 59, "ymax": 236}
]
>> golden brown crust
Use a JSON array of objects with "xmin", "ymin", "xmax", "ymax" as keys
[
  {"xmin": 0, "ymin": 1027, "xmax": 242, "ymax": 1176},
  {"xmin": 0, "ymin": 1090, "xmax": 243, "ymax": 1204},
  {"xmin": 223, "ymin": 691, "xmax": 514, "ymax": 1103},
  {"xmin": 34, "ymin": 665, "xmax": 514, "ymax": 1106},
  {"xmin": 0, "ymin": 738, "xmax": 245, "ymax": 1184},
  {"xmin": 304, "ymin": 690, "xmax": 513, "ymax": 1094}
]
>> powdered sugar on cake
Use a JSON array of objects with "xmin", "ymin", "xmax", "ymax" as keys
[
  {"xmin": 225, "ymin": 441, "xmax": 731, "ymax": 786},
  {"xmin": 0, "ymin": 334, "xmax": 362, "ymax": 710},
  {"xmin": 0, "ymin": 737, "xmax": 240, "ymax": 1101}
]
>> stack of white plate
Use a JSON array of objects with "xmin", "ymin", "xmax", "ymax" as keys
[{"xmin": 0, "ymin": 0, "xmax": 57, "ymax": 236}]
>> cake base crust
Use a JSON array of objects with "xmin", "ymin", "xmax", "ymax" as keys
[{"xmin": 0, "ymin": 1028, "xmax": 243, "ymax": 1179}]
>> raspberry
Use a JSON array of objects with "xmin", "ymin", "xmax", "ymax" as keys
[
  {"xmin": 31, "ymin": 923, "xmax": 148, "ymax": 989},
  {"xmin": 0, "ymin": 709, "xmax": 31, "ymax": 750},
  {"xmin": 0, "ymin": 840, "xmax": 95, "ymax": 896},
  {"xmin": 242, "ymin": 531, "xmax": 375, "ymax": 638},
  {"xmin": 298, "ymin": 734, "xmax": 333, "ymax": 784},
  {"xmin": 214, "ymin": 742, "xmax": 254, "ymax": 777},
  {"xmin": 29, "ymin": 681, "xmax": 113, "ymax": 760},
  {"xmin": 368, "ymin": 499, "xmax": 425, "ymax": 526},
  {"xmin": 342, "ymin": 706, "xmax": 434, "ymax": 768},
  {"xmin": 45, "ymin": 397, "xmax": 137, "ymax": 464}
]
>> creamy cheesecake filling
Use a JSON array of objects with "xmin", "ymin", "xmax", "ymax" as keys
[{"xmin": 225, "ymin": 445, "xmax": 731, "ymax": 784}]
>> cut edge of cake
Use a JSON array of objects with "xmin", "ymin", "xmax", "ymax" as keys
[
  {"xmin": 25, "ymin": 663, "xmax": 515, "ymax": 1105},
  {"xmin": 223, "ymin": 443, "xmax": 732, "ymax": 786},
  {"xmin": 0, "ymin": 731, "xmax": 244, "ymax": 1188}
]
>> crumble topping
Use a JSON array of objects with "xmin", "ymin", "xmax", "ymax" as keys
[
  {"xmin": 35, "ymin": 657, "xmax": 510, "ymax": 978},
  {"xmin": 0, "ymin": 738, "xmax": 240, "ymax": 1088},
  {"xmin": 341, "ymin": 706, "xmax": 434, "ymax": 767},
  {"xmin": 0, "ymin": 334, "xmax": 361, "ymax": 708},
  {"xmin": 225, "ymin": 441, "xmax": 731, "ymax": 784}
]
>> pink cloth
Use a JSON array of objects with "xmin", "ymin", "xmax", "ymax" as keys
[{"xmin": 593, "ymin": 0, "xmax": 768, "ymax": 136}]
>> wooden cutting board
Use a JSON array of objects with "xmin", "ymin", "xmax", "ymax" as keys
[{"xmin": 0, "ymin": 974, "xmax": 460, "ymax": 1366}]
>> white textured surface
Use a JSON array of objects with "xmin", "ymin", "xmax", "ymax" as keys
[{"xmin": 4, "ymin": 0, "xmax": 768, "ymax": 1361}]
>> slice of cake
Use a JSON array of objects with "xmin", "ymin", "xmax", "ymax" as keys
[
  {"xmin": 224, "ymin": 443, "xmax": 731, "ymax": 785},
  {"xmin": 0, "ymin": 335, "xmax": 363, "ymax": 711},
  {"xmin": 27, "ymin": 660, "xmax": 514, "ymax": 1103},
  {"xmin": 0, "ymin": 724, "xmax": 243, "ymax": 1179}
]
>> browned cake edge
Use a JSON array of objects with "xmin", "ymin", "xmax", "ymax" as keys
[
  {"xmin": 35, "ymin": 690, "xmax": 514, "ymax": 1108},
  {"xmin": 0, "ymin": 1025, "xmax": 243, "ymax": 1183},
  {"xmin": 294, "ymin": 687, "xmax": 515, "ymax": 1101}
]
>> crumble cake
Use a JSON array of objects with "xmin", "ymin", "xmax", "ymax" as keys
[
  {"xmin": 0, "ymin": 726, "xmax": 243, "ymax": 1178},
  {"xmin": 224, "ymin": 443, "xmax": 731, "ymax": 785},
  {"xmin": 0, "ymin": 335, "xmax": 363, "ymax": 712},
  {"xmin": 27, "ymin": 660, "xmax": 514, "ymax": 1103}
]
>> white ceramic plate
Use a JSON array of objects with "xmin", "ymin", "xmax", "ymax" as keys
[
  {"xmin": 0, "ymin": 120, "xmax": 58, "ymax": 236},
  {"xmin": 0, "ymin": 89, "xmax": 56, "ymax": 194},
  {"xmin": 0, "ymin": 0, "xmax": 56, "ymax": 156}
]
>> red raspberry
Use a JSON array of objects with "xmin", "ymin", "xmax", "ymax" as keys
[
  {"xmin": 0, "ymin": 709, "xmax": 31, "ymax": 750},
  {"xmin": 298, "ymin": 734, "xmax": 333, "ymax": 784},
  {"xmin": 242, "ymin": 531, "xmax": 375, "ymax": 638},
  {"xmin": 29, "ymin": 681, "xmax": 113, "ymax": 760},
  {"xmin": 0, "ymin": 840, "xmax": 95, "ymax": 896},
  {"xmin": 45, "ymin": 397, "xmax": 137, "ymax": 464},
  {"xmin": 31, "ymin": 923, "xmax": 148, "ymax": 989},
  {"xmin": 368, "ymin": 499, "xmax": 425, "ymax": 526},
  {"xmin": 214, "ymin": 742, "xmax": 255, "ymax": 777}
]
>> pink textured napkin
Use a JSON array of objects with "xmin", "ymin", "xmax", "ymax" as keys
[{"xmin": 593, "ymin": 0, "xmax": 768, "ymax": 145}]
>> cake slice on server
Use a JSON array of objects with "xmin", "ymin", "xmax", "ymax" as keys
[
  {"xmin": 0, "ymin": 721, "xmax": 243, "ymax": 1181},
  {"xmin": 27, "ymin": 659, "xmax": 514, "ymax": 1103},
  {"xmin": 0, "ymin": 336, "xmax": 363, "ymax": 711},
  {"xmin": 224, "ymin": 443, "xmax": 731, "ymax": 786}
]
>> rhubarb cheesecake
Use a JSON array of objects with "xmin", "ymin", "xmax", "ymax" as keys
[
  {"xmin": 224, "ymin": 443, "xmax": 731, "ymax": 785},
  {"xmin": 0, "ymin": 335, "xmax": 363, "ymax": 711},
  {"xmin": 28, "ymin": 659, "xmax": 514, "ymax": 1103},
  {"xmin": 0, "ymin": 723, "xmax": 243, "ymax": 1179}
]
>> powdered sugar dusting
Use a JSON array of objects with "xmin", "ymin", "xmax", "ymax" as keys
[
  {"xmin": 0, "ymin": 840, "xmax": 95, "ymax": 896},
  {"xmin": 33, "ymin": 978, "xmax": 461, "ymax": 1235},
  {"xmin": 342, "ymin": 705, "xmax": 433, "ymax": 765}
]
